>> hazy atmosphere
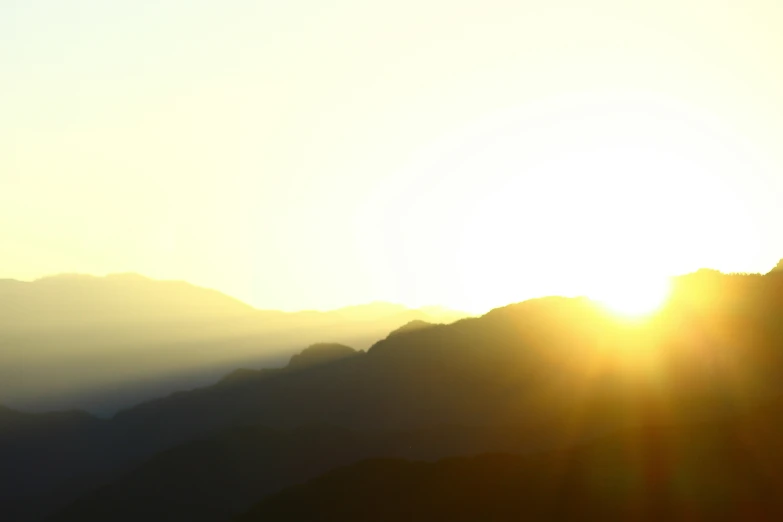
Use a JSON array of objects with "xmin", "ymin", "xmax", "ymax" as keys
[
  {"xmin": 5, "ymin": 1, "xmax": 783, "ymax": 312},
  {"xmin": 5, "ymin": 3, "xmax": 783, "ymax": 522}
]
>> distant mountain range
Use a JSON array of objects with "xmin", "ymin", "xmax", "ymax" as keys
[
  {"xmin": 5, "ymin": 268, "xmax": 783, "ymax": 521},
  {"xmin": 0, "ymin": 273, "xmax": 466, "ymax": 414}
]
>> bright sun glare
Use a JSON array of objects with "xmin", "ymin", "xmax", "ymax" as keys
[
  {"xmin": 591, "ymin": 277, "xmax": 671, "ymax": 317},
  {"xmin": 362, "ymin": 92, "xmax": 770, "ymax": 316}
]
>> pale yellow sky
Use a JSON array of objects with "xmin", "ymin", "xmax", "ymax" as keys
[{"xmin": 3, "ymin": 1, "xmax": 783, "ymax": 313}]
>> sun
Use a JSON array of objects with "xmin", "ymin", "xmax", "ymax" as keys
[{"xmin": 591, "ymin": 277, "xmax": 671, "ymax": 318}]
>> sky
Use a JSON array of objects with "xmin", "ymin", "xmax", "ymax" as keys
[{"xmin": 3, "ymin": 0, "xmax": 783, "ymax": 313}]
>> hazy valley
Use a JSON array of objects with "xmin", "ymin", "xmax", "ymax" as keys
[{"xmin": 0, "ymin": 274, "xmax": 465, "ymax": 415}]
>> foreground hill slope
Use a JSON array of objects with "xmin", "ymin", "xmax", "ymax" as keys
[
  {"xmin": 46, "ymin": 420, "xmax": 560, "ymax": 522},
  {"xmin": 239, "ymin": 410, "xmax": 783, "ymax": 522},
  {"xmin": 0, "ymin": 406, "xmax": 110, "ymax": 522},
  {"xmin": 43, "ymin": 397, "xmax": 783, "ymax": 522}
]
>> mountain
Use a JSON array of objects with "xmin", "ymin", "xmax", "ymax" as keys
[
  {"xmin": 45, "ymin": 424, "xmax": 384, "ymax": 522},
  {"xmin": 39, "ymin": 395, "xmax": 783, "ymax": 522},
  {"xmin": 386, "ymin": 319, "xmax": 435, "ymax": 337},
  {"xmin": 109, "ymin": 270, "xmax": 783, "ymax": 451},
  {"xmin": 0, "ymin": 274, "xmax": 468, "ymax": 414},
  {"xmin": 238, "ymin": 406, "xmax": 783, "ymax": 522},
  {"xmin": 0, "ymin": 405, "xmax": 111, "ymax": 522},
  {"xmin": 46, "ymin": 416, "xmax": 583, "ymax": 522},
  {"xmin": 218, "ymin": 343, "xmax": 360, "ymax": 385},
  {"xmin": 0, "ymin": 273, "xmax": 253, "ymax": 327},
  {"xmin": 9, "ymin": 268, "xmax": 783, "ymax": 521},
  {"xmin": 42, "ymin": 423, "xmax": 521, "ymax": 522},
  {"xmin": 286, "ymin": 343, "xmax": 359, "ymax": 370},
  {"xmin": 0, "ymin": 405, "xmax": 102, "ymax": 445}
]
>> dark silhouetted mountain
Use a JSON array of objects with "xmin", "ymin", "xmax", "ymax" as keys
[
  {"xmin": 238, "ymin": 411, "xmax": 783, "ymax": 522},
  {"xmin": 40, "ymin": 396, "xmax": 783, "ymax": 522},
  {"xmin": 386, "ymin": 319, "xmax": 435, "ymax": 337},
  {"xmin": 45, "ymin": 424, "xmax": 376, "ymax": 522},
  {"xmin": 217, "ymin": 343, "xmax": 360, "ymax": 385},
  {"xmin": 44, "ymin": 419, "xmax": 575, "ymax": 522},
  {"xmin": 216, "ymin": 367, "xmax": 283, "ymax": 386},
  {"xmin": 286, "ymin": 343, "xmax": 359, "ymax": 370},
  {"xmin": 0, "ymin": 274, "xmax": 468, "ymax": 414},
  {"xmin": 0, "ymin": 404, "xmax": 101, "ymax": 439},
  {"xmin": 47, "ymin": 405, "xmax": 693, "ymax": 522},
  {"xmin": 0, "ymin": 405, "xmax": 111, "ymax": 522},
  {"xmin": 108, "ymin": 271, "xmax": 783, "ymax": 456},
  {"xmin": 9, "ymin": 269, "xmax": 783, "ymax": 521}
]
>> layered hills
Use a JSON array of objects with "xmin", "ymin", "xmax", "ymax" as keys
[
  {"xmin": 239, "ymin": 409, "xmax": 783, "ymax": 522},
  {"xmin": 0, "ymin": 274, "xmax": 465, "ymax": 414},
  {"xmin": 5, "ymin": 269, "xmax": 783, "ymax": 521}
]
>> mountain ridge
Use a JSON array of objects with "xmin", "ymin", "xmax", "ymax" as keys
[
  {"xmin": 7, "ymin": 267, "xmax": 783, "ymax": 521},
  {"xmin": 0, "ymin": 273, "xmax": 468, "ymax": 414}
]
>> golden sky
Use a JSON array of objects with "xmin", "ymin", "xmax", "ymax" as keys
[{"xmin": 3, "ymin": 1, "xmax": 783, "ymax": 313}]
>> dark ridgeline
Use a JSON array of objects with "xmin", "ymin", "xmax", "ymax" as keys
[
  {"xmin": 237, "ymin": 414, "xmax": 783, "ymax": 522},
  {"xmin": 5, "ymin": 267, "xmax": 783, "ymax": 521},
  {"xmin": 43, "ymin": 402, "xmax": 783, "ymax": 522},
  {"xmin": 285, "ymin": 343, "xmax": 359, "ymax": 370},
  {"xmin": 41, "ymin": 423, "xmax": 540, "ymax": 522}
]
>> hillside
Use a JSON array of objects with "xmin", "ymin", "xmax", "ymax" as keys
[
  {"xmin": 238, "ymin": 405, "xmax": 783, "ymax": 521},
  {"xmin": 44, "ymin": 420, "xmax": 564, "ymax": 522},
  {"xmin": 108, "ymin": 270, "xmax": 783, "ymax": 452},
  {"xmin": 7, "ymin": 269, "xmax": 783, "ymax": 521}
]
